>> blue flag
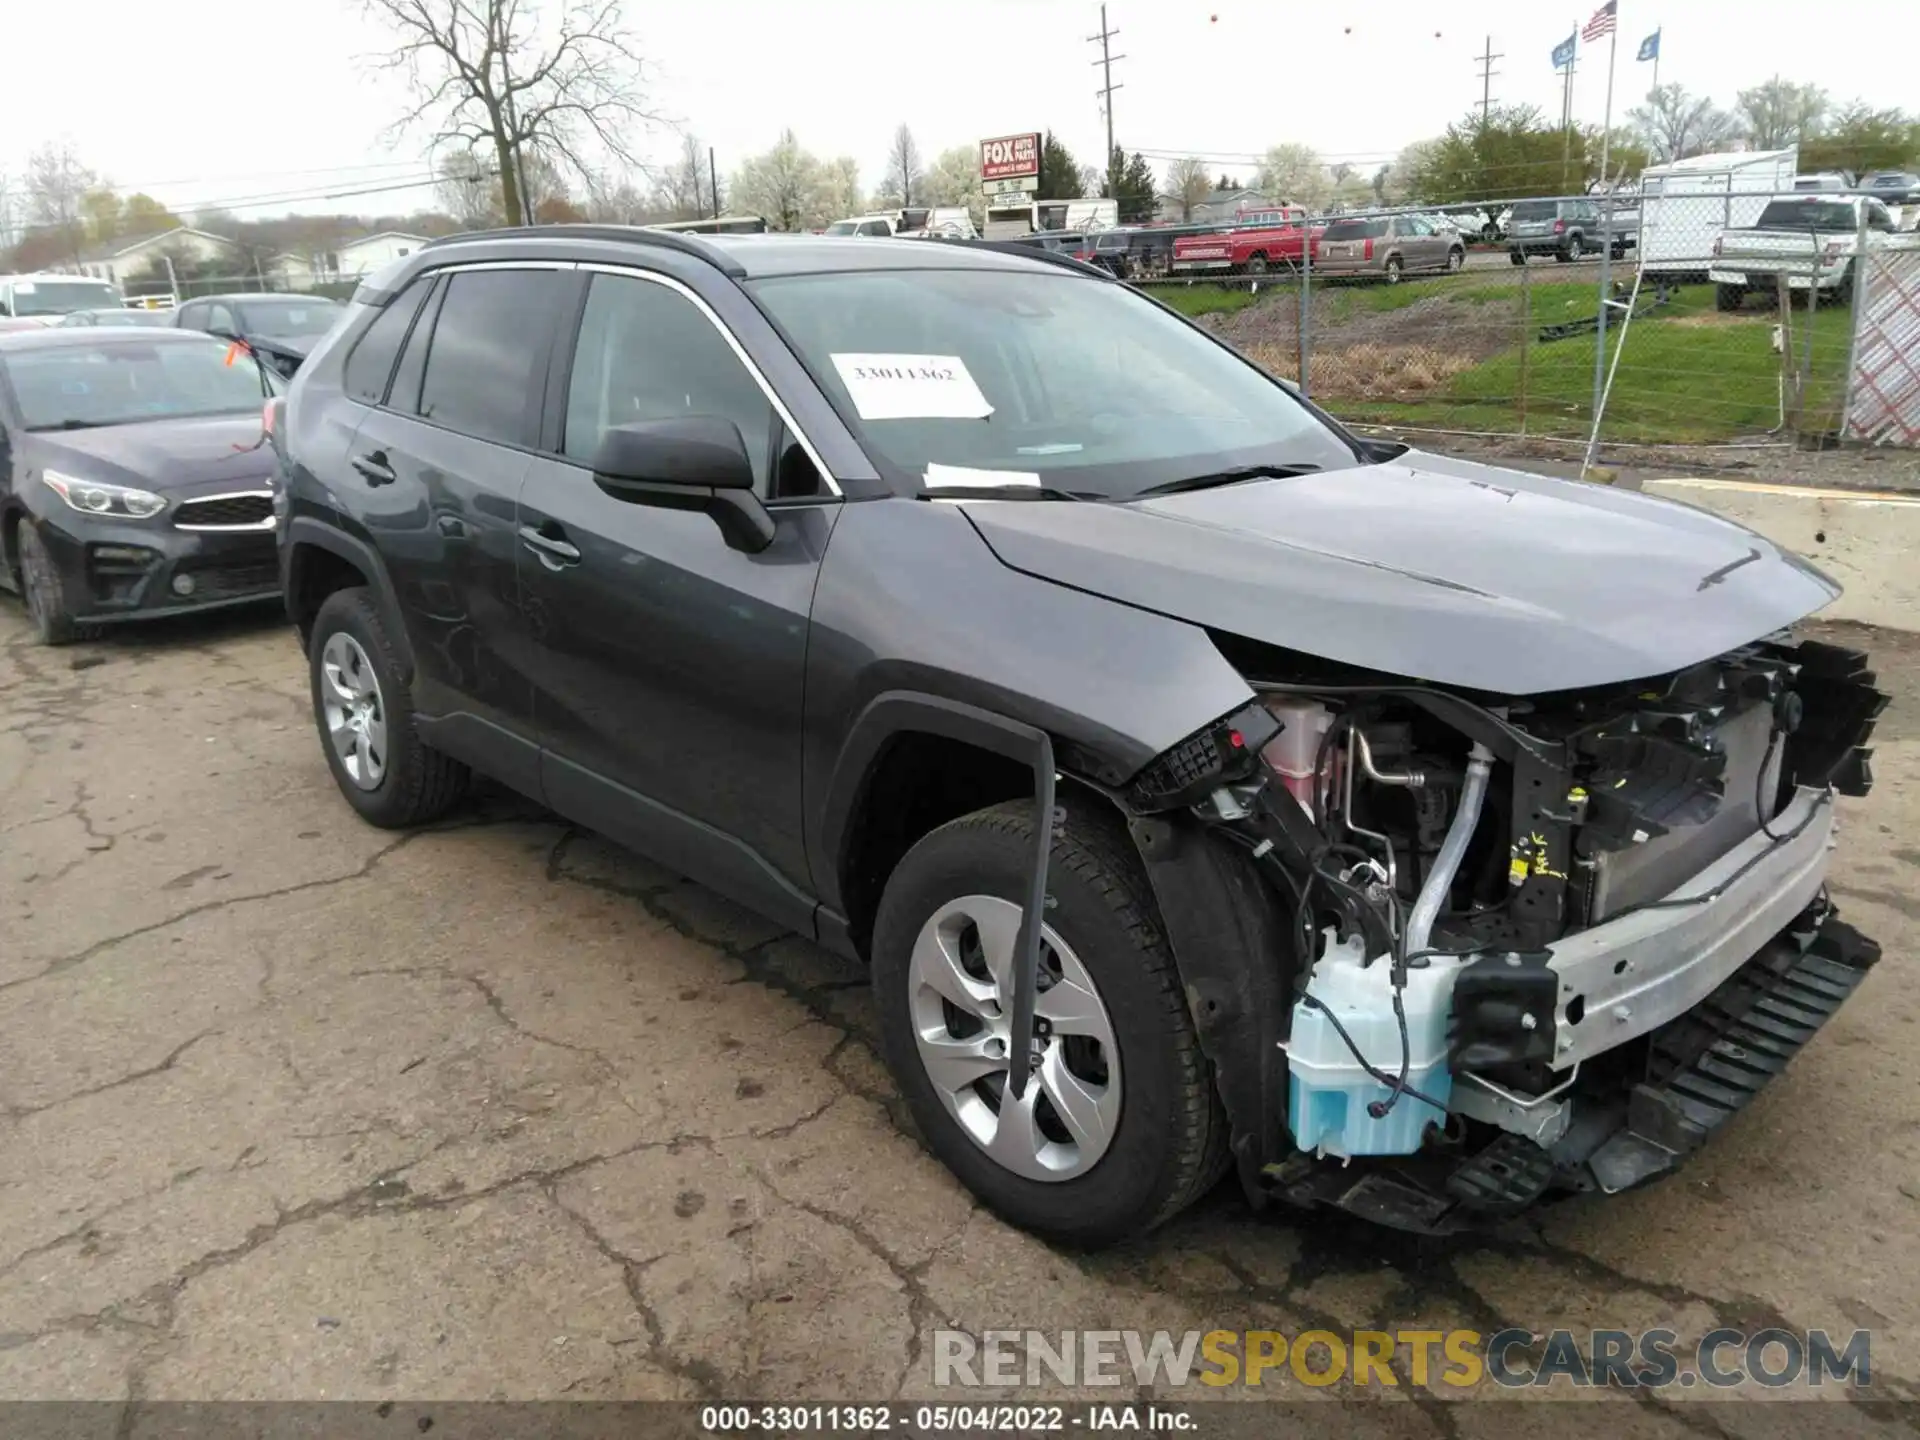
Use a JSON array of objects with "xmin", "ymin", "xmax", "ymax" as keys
[
  {"xmin": 1636, "ymin": 29, "xmax": 1661, "ymax": 62},
  {"xmin": 1551, "ymin": 32, "xmax": 1577, "ymax": 68}
]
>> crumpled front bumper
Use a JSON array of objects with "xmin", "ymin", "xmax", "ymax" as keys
[{"xmin": 1268, "ymin": 895, "xmax": 1880, "ymax": 1233}]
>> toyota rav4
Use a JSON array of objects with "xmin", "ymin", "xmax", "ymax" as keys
[{"xmin": 274, "ymin": 226, "xmax": 1884, "ymax": 1248}]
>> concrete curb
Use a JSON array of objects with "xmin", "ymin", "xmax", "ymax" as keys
[{"xmin": 1643, "ymin": 477, "xmax": 1920, "ymax": 633}]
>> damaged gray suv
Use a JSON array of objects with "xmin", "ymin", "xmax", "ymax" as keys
[{"xmin": 275, "ymin": 226, "xmax": 1885, "ymax": 1248}]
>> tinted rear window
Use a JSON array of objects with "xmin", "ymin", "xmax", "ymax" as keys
[
  {"xmin": 416, "ymin": 269, "xmax": 567, "ymax": 445},
  {"xmin": 1756, "ymin": 200, "xmax": 1857, "ymax": 232},
  {"xmin": 1323, "ymin": 219, "xmax": 1387, "ymax": 240},
  {"xmin": 1509, "ymin": 201, "xmax": 1557, "ymax": 221},
  {"xmin": 344, "ymin": 276, "xmax": 432, "ymax": 404}
]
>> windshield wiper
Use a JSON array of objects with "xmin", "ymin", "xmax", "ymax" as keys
[
  {"xmin": 1129, "ymin": 463, "xmax": 1321, "ymax": 500},
  {"xmin": 920, "ymin": 483, "xmax": 1094, "ymax": 502},
  {"xmin": 29, "ymin": 418, "xmax": 111, "ymax": 432}
]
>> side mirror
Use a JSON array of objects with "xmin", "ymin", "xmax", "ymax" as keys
[{"xmin": 590, "ymin": 417, "xmax": 775, "ymax": 553}]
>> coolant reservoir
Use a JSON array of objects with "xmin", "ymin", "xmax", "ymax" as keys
[
  {"xmin": 1285, "ymin": 932, "xmax": 1473, "ymax": 1157},
  {"xmin": 1260, "ymin": 700, "xmax": 1334, "ymax": 819}
]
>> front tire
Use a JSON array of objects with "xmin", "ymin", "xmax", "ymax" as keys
[
  {"xmin": 871, "ymin": 800, "xmax": 1228, "ymax": 1248},
  {"xmin": 308, "ymin": 587, "xmax": 469, "ymax": 828},
  {"xmin": 1509, "ymin": 248, "xmax": 1526, "ymax": 266},
  {"xmin": 1715, "ymin": 283, "xmax": 1746, "ymax": 312},
  {"xmin": 16, "ymin": 522, "xmax": 95, "ymax": 646}
]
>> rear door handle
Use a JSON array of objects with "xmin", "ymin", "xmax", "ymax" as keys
[
  {"xmin": 519, "ymin": 524, "xmax": 581, "ymax": 569},
  {"xmin": 351, "ymin": 451, "xmax": 396, "ymax": 486}
]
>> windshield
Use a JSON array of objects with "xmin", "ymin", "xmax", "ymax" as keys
[
  {"xmin": 1323, "ymin": 219, "xmax": 1388, "ymax": 240},
  {"xmin": 235, "ymin": 298, "xmax": 341, "ymax": 339},
  {"xmin": 823, "ymin": 221, "xmax": 859, "ymax": 236},
  {"xmin": 8, "ymin": 280, "xmax": 123, "ymax": 317},
  {"xmin": 750, "ymin": 268, "xmax": 1357, "ymax": 498},
  {"xmin": 4, "ymin": 338, "xmax": 281, "ymax": 431},
  {"xmin": 1756, "ymin": 200, "xmax": 1857, "ymax": 231}
]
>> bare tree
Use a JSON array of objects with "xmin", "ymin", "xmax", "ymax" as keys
[
  {"xmin": 919, "ymin": 145, "xmax": 986, "ymax": 224},
  {"xmin": 880, "ymin": 124, "xmax": 922, "ymax": 207},
  {"xmin": 647, "ymin": 134, "xmax": 710, "ymax": 220},
  {"xmin": 1736, "ymin": 77, "xmax": 1829, "ymax": 151},
  {"xmin": 435, "ymin": 149, "xmax": 498, "ymax": 227},
  {"xmin": 367, "ymin": 0, "xmax": 661, "ymax": 227},
  {"xmin": 1628, "ymin": 83, "xmax": 1742, "ymax": 163},
  {"xmin": 1164, "ymin": 156, "xmax": 1211, "ymax": 220},
  {"xmin": 25, "ymin": 142, "xmax": 97, "ymax": 264},
  {"xmin": 730, "ymin": 130, "xmax": 828, "ymax": 232}
]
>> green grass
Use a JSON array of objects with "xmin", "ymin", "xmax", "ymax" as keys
[
  {"xmin": 1321, "ymin": 281, "xmax": 1855, "ymax": 443},
  {"xmin": 1144, "ymin": 284, "xmax": 1264, "ymax": 319}
]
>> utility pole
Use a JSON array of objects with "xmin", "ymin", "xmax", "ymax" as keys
[
  {"xmin": 1087, "ymin": 4, "xmax": 1125, "ymax": 181},
  {"xmin": 1474, "ymin": 36, "xmax": 1502, "ymax": 124}
]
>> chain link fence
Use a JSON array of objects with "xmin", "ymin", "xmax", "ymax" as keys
[
  {"xmin": 120, "ymin": 270, "xmax": 364, "ymax": 307},
  {"xmin": 1122, "ymin": 189, "xmax": 1920, "ymax": 454}
]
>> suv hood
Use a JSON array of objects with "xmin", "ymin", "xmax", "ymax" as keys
[{"xmin": 960, "ymin": 450, "xmax": 1838, "ymax": 695}]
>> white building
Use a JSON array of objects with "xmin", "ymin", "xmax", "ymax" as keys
[
  {"xmin": 267, "ymin": 231, "xmax": 433, "ymax": 290},
  {"xmin": 70, "ymin": 227, "xmax": 240, "ymax": 286}
]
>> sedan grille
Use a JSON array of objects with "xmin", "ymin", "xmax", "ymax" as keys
[{"xmin": 174, "ymin": 492, "xmax": 274, "ymax": 530}]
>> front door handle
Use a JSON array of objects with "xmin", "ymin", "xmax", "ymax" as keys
[
  {"xmin": 351, "ymin": 451, "xmax": 396, "ymax": 486},
  {"xmin": 519, "ymin": 524, "xmax": 581, "ymax": 569}
]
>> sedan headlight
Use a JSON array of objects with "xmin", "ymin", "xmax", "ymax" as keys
[{"xmin": 42, "ymin": 471, "xmax": 168, "ymax": 520}]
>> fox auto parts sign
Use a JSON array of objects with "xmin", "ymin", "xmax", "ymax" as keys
[{"xmin": 981, "ymin": 133, "xmax": 1041, "ymax": 183}]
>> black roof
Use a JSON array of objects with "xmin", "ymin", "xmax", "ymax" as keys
[
  {"xmin": 0, "ymin": 327, "xmax": 221, "ymax": 354},
  {"xmin": 415, "ymin": 224, "xmax": 1087, "ymax": 282}
]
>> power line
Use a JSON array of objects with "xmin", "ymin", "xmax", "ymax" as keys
[
  {"xmin": 1475, "ymin": 35, "xmax": 1503, "ymax": 123},
  {"xmin": 1087, "ymin": 3, "xmax": 1125, "ymax": 170}
]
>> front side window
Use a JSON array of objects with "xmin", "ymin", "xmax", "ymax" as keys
[
  {"xmin": 750, "ymin": 267, "xmax": 1357, "ymax": 498},
  {"xmin": 4, "ymin": 337, "xmax": 279, "ymax": 431},
  {"xmin": 415, "ymin": 269, "xmax": 566, "ymax": 445},
  {"xmin": 858, "ymin": 221, "xmax": 891, "ymax": 236},
  {"xmin": 562, "ymin": 272, "xmax": 775, "ymax": 490}
]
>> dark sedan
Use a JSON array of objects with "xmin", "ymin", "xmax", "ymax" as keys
[
  {"xmin": 172, "ymin": 293, "xmax": 345, "ymax": 379},
  {"xmin": 58, "ymin": 308, "xmax": 175, "ymax": 328},
  {"xmin": 0, "ymin": 329, "xmax": 284, "ymax": 644}
]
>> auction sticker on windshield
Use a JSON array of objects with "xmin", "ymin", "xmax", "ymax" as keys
[{"xmin": 830, "ymin": 353, "xmax": 993, "ymax": 420}]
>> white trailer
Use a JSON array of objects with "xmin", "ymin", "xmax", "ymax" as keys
[
  {"xmin": 1636, "ymin": 148, "xmax": 1798, "ymax": 277},
  {"xmin": 982, "ymin": 197, "xmax": 1119, "ymax": 240}
]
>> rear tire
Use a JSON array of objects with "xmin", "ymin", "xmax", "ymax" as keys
[
  {"xmin": 1509, "ymin": 248, "xmax": 1526, "ymax": 266},
  {"xmin": 1245, "ymin": 254, "xmax": 1269, "ymax": 276},
  {"xmin": 871, "ymin": 799, "xmax": 1229, "ymax": 1249},
  {"xmin": 1384, "ymin": 256, "xmax": 1403, "ymax": 285},
  {"xmin": 1446, "ymin": 247, "xmax": 1465, "ymax": 274},
  {"xmin": 1559, "ymin": 235, "xmax": 1584, "ymax": 263},
  {"xmin": 308, "ymin": 587, "xmax": 470, "ymax": 828},
  {"xmin": 16, "ymin": 522, "xmax": 96, "ymax": 646}
]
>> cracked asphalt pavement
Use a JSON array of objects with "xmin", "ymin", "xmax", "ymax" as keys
[{"xmin": 1, "ymin": 601, "xmax": 1916, "ymax": 1429}]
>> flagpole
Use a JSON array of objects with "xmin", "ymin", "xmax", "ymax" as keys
[
  {"xmin": 1589, "ymin": 13, "xmax": 1620, "ymax": 465},
  {"xmin": 1652, "ymin": 28, "xmax": 1660, "ymax": 92}
]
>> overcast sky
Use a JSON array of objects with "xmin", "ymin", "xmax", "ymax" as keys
[{"xmin": 3, "ymin": 0, "xmax": 1913, "ymax": 222}]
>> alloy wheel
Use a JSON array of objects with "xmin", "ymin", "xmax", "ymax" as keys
[
  {"xmin": 906, "ymin": 894, "xmax": 1121, "ymax": 1182},
  {"xmin": 320, "ymin": 632, "xmax": 388, "ymax": 789}
]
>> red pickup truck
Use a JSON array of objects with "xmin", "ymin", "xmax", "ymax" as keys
[{"xmin": 1170, "ymin": 206, "xmax": 1324, "ymax": 276}]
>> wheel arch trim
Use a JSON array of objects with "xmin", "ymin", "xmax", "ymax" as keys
[{"xmin": 283, "ymin": 517, "xmax": 414, "ymax": 680}]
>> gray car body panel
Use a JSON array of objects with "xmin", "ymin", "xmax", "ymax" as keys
[
  {"xmin": 958, "ymin": 449, "xmax": 1839, "ymax": 695},
  {"xmin": 802, "ymin": 497, "xmax": 1256, "ymax": 916}
]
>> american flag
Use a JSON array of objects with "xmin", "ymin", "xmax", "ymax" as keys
[{"xmin": 1582, "ymin": 0, "xmax": 1618, "ymax": 42}]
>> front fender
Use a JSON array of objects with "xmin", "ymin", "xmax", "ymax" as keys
[
  {"xmin": 802, "ymin": 498, "xmax": 1256, "ymax": 914},
  {"xmin": 282, "ymin": 515, "xmax": 415, "ymax": 679}
]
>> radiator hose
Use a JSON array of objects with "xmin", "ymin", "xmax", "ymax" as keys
[{"xmin": 1405, "ymin": 742, "xmax": 1494, "ymax": 957}]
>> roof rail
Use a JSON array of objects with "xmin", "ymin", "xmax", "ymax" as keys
[
  {"xmin": 928, "ymin": 237, "xmax": 1111, "ymax": 278},
  {"xmin": 421, "ymin": 224, "xmax": 746, "ymax": 278}
]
